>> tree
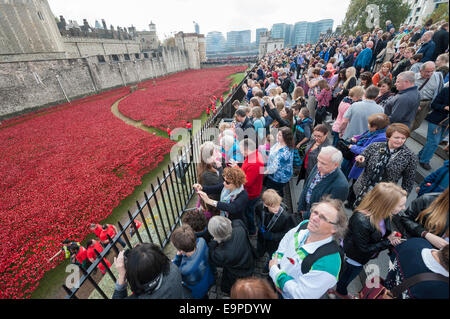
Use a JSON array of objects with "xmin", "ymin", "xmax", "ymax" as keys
[
  {"xmin": 342, "ymin": 0, "xmax": 410, "ymax": 35},
  {"xmin": 426, "ymin": 3, "xmax": 449, "ymax": 25}
]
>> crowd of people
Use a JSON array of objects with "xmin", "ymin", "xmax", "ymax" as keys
[{"xmin": 60, "ymin": 18, "xmax": 449, "ymax": 300}]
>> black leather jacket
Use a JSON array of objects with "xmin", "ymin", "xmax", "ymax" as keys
[
  {"xmin": 397, "ymin": 192, "xmax": 448, "ymax": 238},
  {"xmin": 343, "ymin": 211, "xmax": 393, "ymax": 265},
  {"xmin": 254, "ymin": 202, "xmax": 294, "ymax": 253}
]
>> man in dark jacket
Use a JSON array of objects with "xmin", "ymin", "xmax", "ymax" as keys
[
  {"xmin": 279, "ymin": 72, "xmax": 292, "ymax": 94},
  {"xmin": 418, "ymin": 86, "xmax": 449, "ymax": 170},
  {"xmin": 384, "ymin": 71, "xmax": 420, "ymax": 128},
  {"xmin": 297, "ymin": 146, "xmax": 349, "ymax": 219},
  {"xmin": 432, "ymin": 22, "xmax": 449, "ymax": 60},
  {"xmin": 417, "ymin": 31, "xmax": 436, "ymax": 63},
  {"xmin": 371, "ymin": 30, "xmax": 387, "ymax": 71},
  {"xmin": 208, "ymin": 217, "xmax": 255, "ymax": 294},
  {"xmin": 234, "ymin": 108, "xmax": 254, "ymax": 133}
]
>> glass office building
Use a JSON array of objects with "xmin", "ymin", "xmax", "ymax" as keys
[
  {"xmin": 206, "ymin": 31, "xmax": 226, "ymax": 53},
  {"xmin": 293, "ymin": 19, "xmax": 333, "ymax": 45}
]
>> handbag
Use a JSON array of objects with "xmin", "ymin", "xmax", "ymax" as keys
[
  {"xmin": 336, "ymin": 139, "xmax": 355, "ymax": 161},
  {"xmin": 359, "ymin": 272, "xmax": 449, "ymax": 299},
  {"xmin": 358, "ymin": 276, "xmax": 394, "ymax": 299}
]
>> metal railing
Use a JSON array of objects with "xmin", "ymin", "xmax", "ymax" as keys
[{"xmin": 63, "ymin": 68, "xmax": 251, "ymax": 299}]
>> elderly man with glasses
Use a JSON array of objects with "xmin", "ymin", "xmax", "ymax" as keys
[
  {"xmin": 269, "ymin": 196, "xmax": 348, "ymax": 299},
  {"xmin": 411, "ymin": 61, "xmax": 444, "ymax": 132},
  {"xmin": 297, "ymin": 146, "xmax": 349, "ymax": 220}
]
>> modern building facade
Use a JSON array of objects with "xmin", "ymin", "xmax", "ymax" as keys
[
  {"xmin": 206, "ymin": 31, "xmax": 226, "ymax": 53},
  {"xmin": 292, "ymin": 19, "xmax": 333, "ymax": 45},
  {"xmin": 194, "ymin": 22, "xmax": 200, "ymax": 34},
  {"xmin": 226, "ymin": 30, "xmax": 251, "ymax": 50},
  {"xmin": 271, "ymin": 23, "xmax": 294, "ymax": 46},
  {"xmin": 403, "ymin": 0, "xmax": 448, "ymax": 26}
]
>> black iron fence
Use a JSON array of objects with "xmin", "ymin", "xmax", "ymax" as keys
[{"xmin": 63, "ymin": 68, "xmax": 251, "ymax": 299}]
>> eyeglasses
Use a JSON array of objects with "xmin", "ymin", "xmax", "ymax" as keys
[
  {"xmin": 310, "ymin": 209, "xmax": 337, "ymax": 225},
  {"xmin": 223, "ymin": 177, "xmax": 231, "ymax": 185}
]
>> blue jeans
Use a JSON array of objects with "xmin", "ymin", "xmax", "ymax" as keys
[
  {"xmin": 332, "ymin": 131, "xmax": 340, "ymax": 147},
  {"xmin": 336, "ymin": 261, "xmax": 364, "ymax": 296},
  {"xmin": 419, "ymin": 122, "xmax": 449, "ymax": 164},
  {"xmin": 245, "ymin": 197, "xmax": 260, "ymax": 235}
]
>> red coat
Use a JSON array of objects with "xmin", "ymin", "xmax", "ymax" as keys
[
  {"xmin": 87, "ymin": 241, "xmax": 104, "ymax": 261},
  {"xmin": 99, "ymin": 225, "xmax": 116, "ymax": 243},
  {"xmin": 242, "ymin": 151, "xmax": 264, "ymax": 200},
  {"xmin": 75, "ymin": 246, "xmax": 88, "ymax": 264}
]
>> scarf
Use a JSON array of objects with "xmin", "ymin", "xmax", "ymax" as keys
[
  {"xmin": 354, "ymin": 142, "xmax": 401, "ymax": 208},
  {"xmin": 219, "ymin": 185, "xmax": 244, "ymax": 217}
]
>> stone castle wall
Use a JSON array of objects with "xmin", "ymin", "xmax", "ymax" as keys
[{"xmin": 0, "ymin": 47, "xmax": 189, "ymax": 118}]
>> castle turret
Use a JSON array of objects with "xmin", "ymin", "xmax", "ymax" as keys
[{"xmin": 0, "ymin": 0, "xmax": 65, "ymax": 57}]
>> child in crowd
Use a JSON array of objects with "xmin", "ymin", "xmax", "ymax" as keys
[
  {"xmin": 255, "ymin": 189, "xmax": 294, "ymax": 273},
  {"xmin": 182, "ymin": 209, "xmax": 214, "ymax": 243},
  {"xmin": 314, "ymin": 79, "xmax": 332, "ymax": 124},
  {"xmin": 171, "ymin": 225, "xmax": 215, "ymax": 299}
]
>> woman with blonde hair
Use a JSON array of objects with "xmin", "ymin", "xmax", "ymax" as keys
[
  {"xmin": 338, "ymin": 67, "xmax": 357, "ymax": 98},
  {"xmin": 396, "ymin": 188, "xmax": 449, "ymax": 248},
  {"xmin": 328, "ymin": 182, "xmax": 407, "ymax": 299}
]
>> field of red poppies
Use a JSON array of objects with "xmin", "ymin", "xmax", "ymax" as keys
[
  {"xmin": 120, "ymin": 66, "xmax": 247, "ymax": 130},
  {"xmin": 0, "ymin": 66, "xmax": 244, "ymax": 298}
]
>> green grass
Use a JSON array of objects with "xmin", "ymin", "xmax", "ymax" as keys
[{"xmin": 30, "ymin": 71, "xmax": 246, "ymax": 299}]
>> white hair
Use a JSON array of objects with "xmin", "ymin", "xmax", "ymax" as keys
[
  {"xmin": 320, "ymin": 146, "xmax": 343, "ymax": 164},
  {"xmin": 199, "ymin": 141, "xmax": 216, "ymax": 164},
  {"xmin": 208, "ymin": 216, "xmax": 232, "ymax": 243},
  {"xmin": 220, "ymin": 134, "xmax": 235, "ymax": 150},
  {"xmin": 398, "ymin": 71, "xmax": 416, "ymax": 83}
]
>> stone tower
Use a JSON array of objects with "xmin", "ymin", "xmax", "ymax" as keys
[
  {"xmin": 138, "ymin": 21, "xmax": 159, "ymax": 51},
  {"xmin": 0, "ymin": 0, "xmax": 65, "ymax": 58}
]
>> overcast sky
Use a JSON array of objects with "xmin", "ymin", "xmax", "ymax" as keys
[{"xmin": 48, "ymin": 0, "xmax": 351, "ymax": 41}]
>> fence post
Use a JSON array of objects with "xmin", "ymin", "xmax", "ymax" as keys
[
  {"xmin": 135, "ymin": 200, "xmax": 153, "ymax": 244},
  {"xmin": 106, "ymin": 234, "xmax": 120, "ymax": 255},
  {"xmin": 128, "ymin": 210, "xmax": 143, "ymax": 244},
  {"xmin": 94, "ymin": 248, "xmax": 116, "ymax": 283},
  {"xmin": 144, "ymin": 191, "xmax": 163, "ymax": 247},
  {"xmin": 161, "ymin": 171, "xmax": 177, "ymax": 227},
  {"xmin": 62, "ymin": 284, "xmax": 78, "ymax": 299},
  {"xmin": 117, "ymin": 221, "xmax": 133, "ymax": 249},
  {"xmin": 79, "ymin": 266, "xmax": 109, "ymax": 299},
  {"xmin": 150, "ymin": 183, "xmax": 169, "ymax": 241}
]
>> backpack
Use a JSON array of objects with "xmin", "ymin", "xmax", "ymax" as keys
[
  {"xmin": 288, "ymin": 80, "xmax": 295, "ymax": 94},
  {"xmin": 297, "ymin": 221, "xmax": 345, "ymax": 277}
]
